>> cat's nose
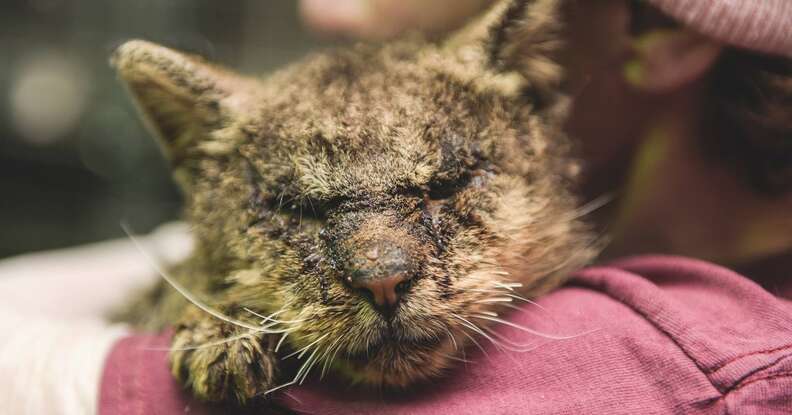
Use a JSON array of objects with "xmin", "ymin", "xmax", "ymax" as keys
[{"xmin": 347, "ymin": 241, "xmax": 413, "ymax": 314}]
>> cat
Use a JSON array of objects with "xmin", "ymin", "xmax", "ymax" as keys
[{"xmin": 113, "ymin": 0, "xmax": 596, "ymax": 405}]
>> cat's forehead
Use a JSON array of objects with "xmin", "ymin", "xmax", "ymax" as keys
[
  {"xmin": 245, "ymin": 46, "xmax": 490, "ymax": 199},
  {"xmin": 260, "ymin": 44, "xmax": 486, "ymax": 131}
]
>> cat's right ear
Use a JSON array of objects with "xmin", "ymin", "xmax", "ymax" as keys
[
  {"xmin": 111, "ymin": 40, "xmax": 259, "ymax": 166},
  {"xmin": 444, "ymin": 0, "xmax": 563, "ymax": 106}
]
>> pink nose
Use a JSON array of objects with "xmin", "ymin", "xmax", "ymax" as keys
[
  {"xmin": 347, "ymin": 241, "xmax": 413, "ymax": 314},
  {"xmin": 350, "ymin": 272, "xmax": 410, "ymax": 310}
]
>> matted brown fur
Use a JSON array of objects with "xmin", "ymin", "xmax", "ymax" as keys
[{"xmin": 113, "ymin": 0, "xmax": 596, "ymax": 405}]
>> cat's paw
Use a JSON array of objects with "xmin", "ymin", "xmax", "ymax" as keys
[{"xmin": 170, "ymin": 309, "xmax": 279, "ymax": 404}]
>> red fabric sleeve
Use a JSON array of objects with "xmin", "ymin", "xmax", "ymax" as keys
[
  {"xmin": 99, "ymin": 330, "xmax": 216, "ymax": 415},
  {"xmin": 99, "ymin": 256, "xmax": 792, "ymax": 414}
]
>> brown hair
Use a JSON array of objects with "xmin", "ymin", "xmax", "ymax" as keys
[
  {"xmin": 630, "ymin": 0, "xmax": 792, "ymax": 195},
  {"xmin": 706, "ymin": 50, "xmax": 792, "ymax": 195}
]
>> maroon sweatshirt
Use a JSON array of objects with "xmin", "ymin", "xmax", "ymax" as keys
[{"xmin": 99, "ymin": 256, "xmax": 792, "ymax": 414}]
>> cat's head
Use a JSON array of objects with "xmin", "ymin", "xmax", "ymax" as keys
[{"xmin": 113, "ymin": 0, "xmax": 594, "ymax": 387}]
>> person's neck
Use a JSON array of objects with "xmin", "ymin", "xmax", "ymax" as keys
[{"xmin": 603, "ymin": 84, "xmax": 792, "ymax": 269}]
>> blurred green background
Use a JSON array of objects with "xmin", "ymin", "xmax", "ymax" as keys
[{"xmin": 1, "ymin": 0, "xmax": 330, "ymax": 258}]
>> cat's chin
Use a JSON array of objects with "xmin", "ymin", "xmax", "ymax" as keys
[{"xmin": 336, "ymin": 333, "xmax": 460, "ymax": 388}]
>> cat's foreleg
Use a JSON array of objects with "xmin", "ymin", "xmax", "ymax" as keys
[{"xmin": 169, "ymin": 306, "xmax": 280, "ymax": 404}]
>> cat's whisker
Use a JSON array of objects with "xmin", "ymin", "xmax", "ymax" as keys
[
  {"xmin": 244, "ymin": 306, "xmax": 286, "ymax": 323},
  {"xmin": 261, "ymin": 343, "xmax": 320, "ymax": 397},
  {"xmin": 481, "ymin": 326, "xmax": 544, "ymax": 351},
  {"xmin": 492, "ymin": 302, "xmax": 524, "ymax": 312},
  {"xmin": 255, "ymin": 326, "xmax": 297, "ymax": 334},
  {"xmin": 483, "ymin": 290, "xmax": 548, "ymax": 312},
  {"xmin": 455, "ymin": 325, "xmax": 489, "ymax": 358},
  {"xmin": 244, "ymin": 307, "xmax": 307, "ymax": 326},
  {"xmin": 325, "ymin": 334, "xmax": 346, "ymax": 378},
  {"xmin": 475, "ymin": 296, "xmax": 512, "ymax": 305},
  {"xmin": 275, "ymin": 190, "xmax": 287, "ymax": 215},
  {"xmin": 493, "ymin": 281, "xmax": 522, "ymax": 291},
  {"xmin": 440, "ymin": 324, "xmax": 459, "ymax": 351},
  {"xmin": 298, "ymin": 335, "xmax": 328, "ymax": 360},
  {"xmin": 298, "ymin": 204, "xmax": 303, "ymax": 230},
  {"xmin": 451, "ymin": 313, "xmax": 506, "ymax": 353},
  {"xmin": 471, "ymin": 287, "xmax": 544, "ymax": 306},
  {"xmin": 122, "ymin": 222, "xmax": 281, "ymax": 334},
  {"xmin": 319, "ymin": 334, "xmax": 345, "ymax": 380},
  {"xmin": 306, "ymin": 197, "xmax": 318, "ymax": 218},
  {"xmin": 469, "ymin": 288, "xmax": 509, "ymax": 294},
  {"xmin": 532, "ymin": 233, "xmax": 608, "ymax": 280},
  {"xmin": 283, "ymin": 334, "xmax": 328, "ymax": 360},
  {"xmin": 298, "ymin": 345, "xmax": 323, "ymax": 385},
  {"xmin": 318, "ymin": 347, "xmax": 335, "ymax": 380},
  {"xmin": 275, "ymin": 332, "xmax": 290, "ymax": 353},
  {"xmin": 147, "ymin": 331, "xmax": 255, "ymax": 352},
  {"xmin": 504, "ymin": 293, "xmax": 546, "ymax": 309},
  {"xmin": 438, "ymin": 352, "xmax": 471, "ymax": 363},
  {"xmin": 470, "ymin": 314, "xmax": 598, "ymax": 340},
  {"xmin": 566, "ymin": 193, "xmax": 614, "ymax": 221},
  {"xmin": 261, "ymin": 378, "xmax": 297, "ymax": 397},
  {"xmin": 477, "ymin": 295, "xmax": 514, "ymax": 304},
  {"xmin": 457, "ymin": 315, "xmax": 547, "ymax": 353}
]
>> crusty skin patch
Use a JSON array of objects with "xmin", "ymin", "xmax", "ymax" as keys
[{"xmin": 114, "ymin": 0, "xmax": 596, "ymax": 405}]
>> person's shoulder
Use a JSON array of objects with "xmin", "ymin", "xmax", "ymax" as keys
[
  {"xmin": 288, "ymin": 255, "xmax": 792, "ymax": 414},
  {"xmin": 98, "ymin": 255, "xmax": 792, "ymax": 414},
  {"xmin": 566, "ymin": 255, "xmax": 792, "ymax": 413}
]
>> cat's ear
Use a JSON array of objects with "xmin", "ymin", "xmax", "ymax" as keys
[
  {"xmin": 111, "ymin": 40, "xmax": 259, "ymax": 165},
  {"xmin": 445, "ymin": 0, "xmax": 563, "ymax": 105}
]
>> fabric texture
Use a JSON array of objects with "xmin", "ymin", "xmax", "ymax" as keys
[
  {"xmin": 0, "ymin": 314, "xmax": 128, "ymax": 415},
  {"xmin": 99, "ymin": 256, "xmax": 792, "ymax": 414},
  {"xmin": 647, "ymin": 0, "xmax": 792, "ymax": 57},
  {"xmin": 0, "ymin": 222, "xmax": 191, "ymax": 415},
  {"xmin": 100, "ymin": 331, "xmax": 216, "ymax": 415},
  {"xmin": 0, "ymin": 221, "xmax": 191, "ymax": 320}
]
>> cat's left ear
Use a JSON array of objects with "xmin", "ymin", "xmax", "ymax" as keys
[
  {"xmin": 111, "ymin": 40, "xmax": 259, "ymax": 166},
  {"xmin": 444, "ymin": 0, "xmax": 563, "ymax": 106}
]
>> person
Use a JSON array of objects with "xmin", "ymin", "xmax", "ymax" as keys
[{"xmin": 1, "ymin": 0, "xmax": 790, "ymax": 413}]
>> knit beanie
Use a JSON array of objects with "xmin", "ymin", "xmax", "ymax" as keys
[{"xmin": 646, "ymin": 0, "xmax": 792, "ymax": 57}]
